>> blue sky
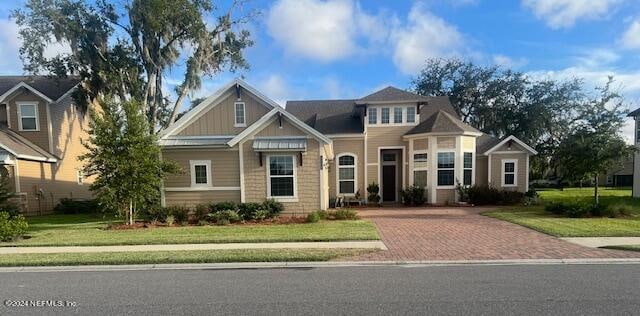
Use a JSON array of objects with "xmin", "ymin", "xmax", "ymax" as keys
[{"xmin": 1, "ymin": 0, "xmax": 640, "ymax": 140}]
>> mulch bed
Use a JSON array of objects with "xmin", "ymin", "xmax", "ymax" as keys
[{"xmin": 106, "ymin": 216, "xmax": 309, "ymax": 230}]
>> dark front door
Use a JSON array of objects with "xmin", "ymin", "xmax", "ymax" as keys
[{"xmin": 382, "ymin": 165, "xmax": 396, "ymax": 202}]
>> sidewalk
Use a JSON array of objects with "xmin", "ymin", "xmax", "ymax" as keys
[
  {"xmin": 0, "ymin": 241, "xmax": 387, "ymax": 254},
  {"xmin": 561, "ymin": 237, "xmax": 640, "ymax": 248}
]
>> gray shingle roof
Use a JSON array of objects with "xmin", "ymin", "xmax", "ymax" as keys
[
  {"xmin": 0, "ymin": 76, "xmax": 79, "ymax": 101},
  {"xmin": 628, "ymin": 107, "xmax": 640, "ymax": 117},
  {"xmin": 359, "ymin": 86, "xmax": 431, "ymax": 103},
  {"xmin": 476, "ymin": 134, "xmax": 503, "ymax": 154},
  {"xmin": 0, "ymin": 128, "xmax": 57, "ymax": 162},
  {"xmin": 405, "ymin": 110, "xmax": 480, "ymax": 135},
  {"xmin": 286, "ymin": 99, "xmax": 363, "ymax": 134}
]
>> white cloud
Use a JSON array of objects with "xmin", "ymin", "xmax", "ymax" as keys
[
  {"xmin": 259, "ymin": 74, "xmax": 289, "ymax": 106},
  {"xmin": 492, "ymin": 54, "xmax": 528, "ymax": 69},
  {"xmin": 390, "ymin": 3, "xmax": 463, "ymax": 74},
  {"xmin": 621, "ymin": 17, "xmax": 640, "ymax": 49},
  {"xmin": 522, "ymin": 0, "xmax": 622, "ymax": 29},
  {"xmin": 266, "ymin": 0, "xmax": 372, "ymax": 62}
]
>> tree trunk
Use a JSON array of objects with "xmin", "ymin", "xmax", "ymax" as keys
[
  {"xmin": 129, "ymin": 200, "xmax": 133, "ymax": 226},
  {"xmin": 594, "ymin": 175, "xmax": 599, "ymax": 206},
  {"xmin": 168, "ymin": 84, "xmax": 190, "ymax": 129}
]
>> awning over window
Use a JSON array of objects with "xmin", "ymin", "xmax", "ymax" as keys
[{"xmin": 252, "ymin": 138, "xmax": 307, "ymax": 151}]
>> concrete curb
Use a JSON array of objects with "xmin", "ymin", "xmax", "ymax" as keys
[
  {"xmin": 2, "ymin": 258, "xmax": 640, "ymax": 273},
  {"xmin": 561, "ymin": 237, "xmax": 640, "ymax": 248}
]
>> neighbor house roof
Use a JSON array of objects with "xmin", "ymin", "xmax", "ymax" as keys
[
  {"xmin": 357, "ymin": 86, "xmax": 431, "ymax": 103},
  {"xmin": 405, "ymin": 110, "xmax": 480, "ymax": 136},
  {"xmin": 0, "ymin": 76, "xmax": 79, "ymax": 102},
  {"xmin": 285, "ymin": 99, "xmax": 363, "ymax": 134},
  {"xmin": 476, "ymin": 134, "xmax": 503, "ymax": 154},
  {"xmin": 0, "ymin": 128, "xmax": 57, "ymax": 162},
  {"xmin": 628, "ymin": 107, "xmax": 640, "ymax": 117}
]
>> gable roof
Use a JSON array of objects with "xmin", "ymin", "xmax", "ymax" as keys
[
  {"xmin": 160, "ymin": 78, "xmax": 278, "ymax": 139},
  {"xmin": 628, "ymin": 107, "xmax": 640, "ymax": 117},
  {"xmin": 482, "ymin": 135, "xmax": 538, "ymax": 155},
  {"xmin": 0, "ymin": 76, "xmax": 79, "ymax": 103},
  {"xmin": 286, "ymin": 99, "xmax": 363, "ymax": 134},
  {"xmin": 476, "ymin": 134, "xmax": 503, "ymax": 154},
  {"xmin": 357, "ymin": 86, "xmax": 430, "ymax": 103},
  {"xmin": 405, "ymin": 110, "xmax": 481, "ymax": 136},
  {"xmin": 0, "ymin": 128, "xmax": 57, "ymax": 162}
]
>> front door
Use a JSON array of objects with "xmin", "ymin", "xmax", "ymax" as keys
[{"xmin": 382, "ymin": 165, "xmax": 396, "ymax": 202}]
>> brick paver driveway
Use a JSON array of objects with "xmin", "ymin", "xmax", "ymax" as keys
[{"xmin": 349, "ymin": 207, "xmax": 639, "ymax": 261}]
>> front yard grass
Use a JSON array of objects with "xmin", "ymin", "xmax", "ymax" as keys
[
  {"xmin": 0, "ymin": 249, "xmax": 375, "ymax": 267},
  {"xmin": 2, "ymin": 214, "xmax": 379, "ymax": 247},
  {"xmin": 483, "ymin": 188, "xmax": 640, "ymax": 237}
]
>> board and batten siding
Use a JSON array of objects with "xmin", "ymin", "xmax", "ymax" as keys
[
  {"xmin": 329, "ymin": 138, "xmax": 365, "ymax": 198},
  {"xmin": 162, "ymin": 148, "xmax": 240, "ymax": 188},
  {"xmin": 177, "ymin": 90, "xmax": 270, "ymax": 136}
]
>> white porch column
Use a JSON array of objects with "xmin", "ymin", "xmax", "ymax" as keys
[
  {"xmin": 455, "ymin": 136, "xmax": 463, "ymax": 202},
  {"xmin": 428, "ymin": 136, "xmax": 438, "ymax": 204},
  {"xmin": 408, "ymin": 138, "xmax": 414, "ymax": 185},
  {"xmin": 634, "ymin": 117, "xmax": 640, "ymax": 197}
]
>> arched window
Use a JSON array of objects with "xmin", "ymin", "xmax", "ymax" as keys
[{"xmin": 337, "ymin": 154, "xmax": 357, "ymax": 195}]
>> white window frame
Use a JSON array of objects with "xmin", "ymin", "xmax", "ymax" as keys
[
  {"xmin": 413, "ymin": 150, "xmax": 428, "ymax": 171},
  {"xmin": 266, "ymin": 155, "xmax": 297, "ymax": 202},
  {"xmin": 436, "ymin": 151, "xmax": 455, "ymax": 188},
  {"xmin": 77, "ymin": 170, "xmax": 84, "ymax": 185},
  {"xmin": 17, "ymin": 102, "xmax": 39, "ymax": 131},
  {"xmin": 190, "ymin": 160, "xmax": 212, "ymax": 188},
  {"xmin": 501, "ymin": 159, "xmax": 518, "ymax": 187},
  {"xmin": 393, "ymin": 107, "xmax": 403, "ymax": 124},
  {"xmin": 234, "ymin": 102, "xmax": 246, "ymax": 127},
  {"xmin": 463, "ymin": 152, "xmax": 473, "ymax": 186},
  {"xmin": 367, "ymin": 107, "xmax": 378, "ymax": 125},
  {"xmin": 336, "ymin": 153, "xmax": 357, "ymax": 196},
  {"xmin": 381, "ymin": 107, "xmax": 390, "ymax": 124},
  {"xmin": 406, "ymin": 106, "xmax": 416, "ymax": 123}
]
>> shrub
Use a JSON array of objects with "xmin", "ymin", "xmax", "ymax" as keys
[
  {"xmin": 194, "ymin": 204, "xmax": 209, "ymax": 221},
  {"xmin": 262, "ymin": 199, "xmax": 284, "ymax": 217},
  {"xmin": 367, "ymin": 183, "xmax": 381, "ymax": 204},
  {"xmin": 316, "ymin": 210, "xmax": 328, "ymax": 220},
  {"xmin": 400, "ymin": 185, "xmax": 426, "ymax": 206},
  {"xmin": 0, "ymin": 203, "xmax": 21, "ymax": 219},
  {"xmin": 167, "ymin": 206, "xmax": 189, "ymax": 223},
  {"xmin": 252, "ymin": 209, "xmax": 271, "ymax": 221},
  {"xmin": 602, "ymin": 203, "xmax": 634, "ymax": 218},
  {"xmin": 544, "ymin": 201, "xmax": 592, "ymax": 218},
  {"xmin": 465, "ymin": 185, "xmax": 524, "ymax": 205},
  {"xmin": 0, "ymin": 212, "xmax": 28, "ymax": 242},
  {"xmin": 306, "ymin": 211, "xmax": 321, "ymax": 223},
  {"xmin": 210, "ymin": 201, "xmax": 237, "ymax": 212},
  {"xmin": 237, "ymin": 202, "xmax": 262, "ymax": 220},
  {"xmin": 165, "ymin": 215, "xmax": 175, "ymax": 226},
  {"xmin": 197, "ymin": 220, "xmax": 208, "ymax": 226},
  {"xmin": 333, "ymin": 209, "xmax": 359, "ymax": 220},
  {"xmin": 138, "ymin": 206, "xmax": 170, "ymax": 222},
  {"xmin": 544, "ymin": 202, "xmax": 566, "ymax": 215},
  {"xmin": 53, "ymin": 198, "xmax": 98, "ymax": 214},
  {"xmin": 500, "ymin": 190, "xmax": 525, "ymax": 205},
  {"xmin": 209, "ymin": 210, "xmax": 241, "ymax": 225}
]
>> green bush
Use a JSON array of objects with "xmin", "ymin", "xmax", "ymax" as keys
[
  {"xmin": 53, "ymin": 198, "xmax": 98, "ymax": 214},
  {"xmin": 194, "ymin": 204, "xmax": 209, "ymax": 221},
  {"xmin": 262, "ymin": 199, "xmax": 284, "ymax": 217},
  {"xmin": 138, "ymin": 206, "xmax": 170, "ymax": 222},
  {"xmin": 209, "ymin": 210, "xmax": 241, "ymax": 225},
  {"xmin": 237, "ymin": 202, "xmax": 262, "ymax": 219},
  {"xmin": 210, "ymin": 201, "xmax": 237, "ymax": 212},
  {"xmin": 252, "ymin": 209, "xmax": 271, "ymax": 221},
  {"xmin": 166, "ymin": 206, "xmax": 189, "ymax": 223},
  {"xmin": 367, "ymin": 182, "xmax": 381, "ymax": 204},
  {"xmin": 544, "ymin": 202, "xmax": 566, "ymax": 215},
  {"xmin": 544, "ymin": 201, "xmax": 593, "ymax": 218},
  {"xmin": 0, "ymin": 212, "xmax": 28, "ymax": 242},
  {"xmin": 400, "ymin": 185, "xmax": 426, "ymax": 206},
  {"xmin": 602, "ymin": 203, "xmax": 634, "ymax": 218},
  {"xmin": 333, "ymin": 209, "xmax": 359, "ymax": 220},
  {"xmin": 306, "ymin": 211, "xmax": 321, "ymax": 223},
  {"xmin": 316, "ymin": 210, "xmax": 328, "ymax": 220},
  {"xmin": 165, "ymin": 215, "xmax": 175, "ymax": 226},
  {"xmin": 465, "ymin": 185, "xmax": 524, "ymax": 205},
  {"xmin": 0, "ymin": 202, "xmax": 21, "ymax": 219}
]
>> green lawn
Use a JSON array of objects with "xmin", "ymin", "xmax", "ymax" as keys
[
  {"xmin": 483, "ymin": 188, "xmax": 640, "ymax": 237},
  {"xmin": 0, "ymin": 249, "xmax": 374, "ymax": 267},
  {"xmin": 3, "ymin": 214, "xmax": 379, "ymax": 247}
]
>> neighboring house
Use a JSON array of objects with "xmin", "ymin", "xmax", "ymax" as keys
[
  {"xmin": 0, "ymin": 76, "xmax": 92, "ymax": 215},
  {"xmin": 598, "ymin": 156, "xmax": 633, "ymax": 187},
  {"xmin": 159, "ymin": 79, "xmax": 537, "ymax": 213},
  {"xmin": 629, "ymin": 108, "xmax": 640, "ymax": 197}
]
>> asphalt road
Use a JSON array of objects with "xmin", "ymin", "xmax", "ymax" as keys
[{"xmin": 0, "ymin": 264, "xmax": 639, "ymax": 315}]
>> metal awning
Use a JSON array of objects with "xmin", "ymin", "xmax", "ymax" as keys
[{"xmin": 252, "ymin": 138, "xmax": 307, "ymax": 151}]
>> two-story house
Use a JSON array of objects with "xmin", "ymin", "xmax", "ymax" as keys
[
  {"xmin": 160, "ymin": 79, "xmax": 537, "ymax": 213},
  {"xmin": 0, "ymin": 76, "xmax": 92, "ymax": 215}
]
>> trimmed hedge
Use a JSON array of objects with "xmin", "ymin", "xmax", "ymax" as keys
[
  {"xmin": 461, "ymin": 185, "xmax": 525, "ymax": 205},
  {"xmin": 54, "ymin": 198, "xmax": 98, "ymax": 214}
]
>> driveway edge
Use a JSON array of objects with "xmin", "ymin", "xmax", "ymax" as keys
[{"xmin": 2, "ymin": 258, "xmax": 640, "ymax": 272}]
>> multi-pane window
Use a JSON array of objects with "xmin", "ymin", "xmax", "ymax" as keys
[
  {"xmin": 437, "ymin": 152, "xmax": 455, "ymax": 186},
  {"xmin": 414, "ymin": 170, "xmax": 428, "ymax": 187},
  {"xmin": 368, "ymin": 107, "xmax": 377, "ymax": 125},
  {"xmin": 234, "ymin": 102, "xmax": 246, "ymax": 126},
  {"xmin": 503, "ymin": 160, "xmax": 517, "ymax": 186},
  {"xmin": 19, "ymin": 103, "xmax": 38, "ymax": 131},
  {"xmin": 413, "ymin": 152, "xmax": 428, "ymax": 169},
  {"xmin": 337, "ymin": 155, "xmax": 356, "ymax": 195},
  {"xmin": 393, "ymin": 107, "xmax": 403, "ymax": 124},
  {"xmin": 463, "ymin": 152, "xmax": 473, "ymax": 186},
  {"xmin": 190, "ymin": 160, "xmax": 211, "ymax": 187},
  {"xmin": 407, "ymin": 106, "xmax": 416, "ymax": 123},
  {"xmin": 381, "ymin": 107, "xmax": 390, "ymax": 124},
  {"xmin": 269, "ymin": 156, "xmax": 295, "ymax": 197}
]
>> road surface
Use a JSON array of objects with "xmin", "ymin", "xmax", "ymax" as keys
[{"xmin": 1, "ymin": 264, "xmax": 639, "ymax": 315}]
